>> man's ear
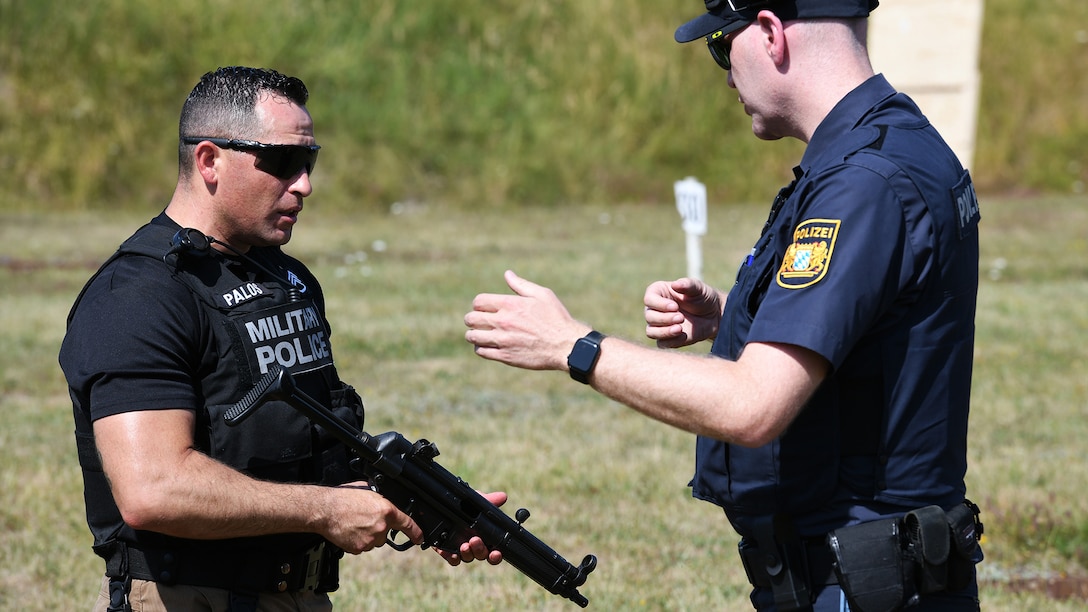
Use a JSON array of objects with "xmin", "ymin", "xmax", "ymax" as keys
[
  {"xmin": 192, "ymin": 141, "xmax": 221, "ymax": 184},
  {"xmin": 755, "ymin": 10, "xmax": 788, "ymax": 65}
]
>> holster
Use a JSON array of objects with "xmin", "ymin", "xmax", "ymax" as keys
[{"xmin": 740, "ymin": 514, "xmax": 814, "ymax": 611}]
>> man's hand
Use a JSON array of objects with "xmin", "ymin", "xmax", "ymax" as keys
[
  {"xmin": 320, "ymin": 482, "xmax": 424, "ymax": 554},
  {"xmin": 436, "ymin": 491, "xmax": 507, "ymax": 566},
  {"xmin": 643, "ymin": 277, "xmax": 725, "ymax": 348},
  {"xmin": 465, "ymin": 270, "xmax": 589, "ymax": 372}
]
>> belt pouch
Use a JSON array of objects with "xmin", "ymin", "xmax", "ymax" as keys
[
  {"xmin": 828, "ymin": 519, "xmax": 914, "ymax": 612},
  {"xmin": 944, "ymin": 501, "xmax": 983, "ymax": 591},
  {"xmin": 904, "ymin": 505, "xmax": 950, "ymax": 594}
]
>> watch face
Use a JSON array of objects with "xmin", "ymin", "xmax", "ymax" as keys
[
  {"xmin": 568, "ymin": 335, "xmax": 603, "ymax": 383},
  {"xmin": 570, "ymin": 339, "xmax": 596, "ymax": 368}
]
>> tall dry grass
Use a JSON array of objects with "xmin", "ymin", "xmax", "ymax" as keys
[{"xmin": 1, "ymin": 0, "xmax": 1086, "ymax": 212}]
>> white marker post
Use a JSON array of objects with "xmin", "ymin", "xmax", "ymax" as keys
[{"xmin": 674, "ymin": 177, "xmax": 707, "ymax": 280}]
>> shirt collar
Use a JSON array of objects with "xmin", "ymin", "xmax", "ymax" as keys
[{"xmin": 798, "ymin": 74, "xmax": 897, "ymax": 175}]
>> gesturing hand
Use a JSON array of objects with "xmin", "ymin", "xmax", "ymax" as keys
[
  {"xmin": 643, "ymin": 277, "xmax": 724, "ymax": 349},
  {"xmin": 465, "ymin": 270, "xmax": 590, "ymax": 372}
]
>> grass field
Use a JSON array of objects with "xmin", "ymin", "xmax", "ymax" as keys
[{"xmin": 1, "ymin": 193, "xmax": 1086, "ymax": 610}]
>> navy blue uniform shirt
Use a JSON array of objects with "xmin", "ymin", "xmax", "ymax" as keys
[{"xmin": 691, "ymin": 75, "xmax": 981, "ymax": 539}]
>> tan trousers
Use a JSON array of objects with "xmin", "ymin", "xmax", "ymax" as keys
[{"xmin": 93, "ymin": 575, "xmax": 334, "ymax": 612}]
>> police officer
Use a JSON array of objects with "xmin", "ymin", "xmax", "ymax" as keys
[
  {"xmin": 61, "ymin": 67, "xmax": 502, "ymax": 612},
  {"xmin": 464, "ymin": 1, "xmax": 983, "ymax": 610}
]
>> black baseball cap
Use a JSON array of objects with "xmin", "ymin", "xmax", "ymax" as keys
[{"xmin": 675, "ymin": 0, "xmax": 879, "ymax": 43}]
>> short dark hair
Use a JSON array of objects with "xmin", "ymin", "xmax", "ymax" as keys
[{"xmin": 177, "ymin": 67, "xmax": 309, "ymax": 175}]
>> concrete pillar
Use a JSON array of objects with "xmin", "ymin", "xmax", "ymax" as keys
[{"xmin": 868, "ymin": 0, "xmax": 984, "ymax": 169}]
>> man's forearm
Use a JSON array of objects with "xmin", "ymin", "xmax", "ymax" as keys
[
  {"xmin": 119, "ymin": 447, "xmax": 332, "ymax": 539},
  {"xmin": 587, "ymin": 339, "xmax": 825, "ymax": 447}
]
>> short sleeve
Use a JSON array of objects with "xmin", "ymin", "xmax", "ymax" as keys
[
  {"xmin": 747, "ymin": 165, "xmax": 916, "ymax": 368},
  {"xmin": 60, "ymin": 256, "xmax": 207, "ymax": 421}
]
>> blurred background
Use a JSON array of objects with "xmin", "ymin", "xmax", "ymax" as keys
[
  {"xmin": 1, "ymin": 0, "xmax": 1085, "ymax": 213},
  {"xmin": 3, "ymin": 1, "xmax": 1088, "ymax": 608}
]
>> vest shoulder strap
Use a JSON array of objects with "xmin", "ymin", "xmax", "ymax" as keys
[{"xmin": 65, "ymin": 222, "xmax": 177, "ymax": 327}]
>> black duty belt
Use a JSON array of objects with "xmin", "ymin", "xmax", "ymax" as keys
[
  {"xmin": 736, "ymin": 502, "xmax": 984, "ymax": 612},
  {"xmin": 118, "ymin": 540, "xmax": 340, "ymax": 594}
]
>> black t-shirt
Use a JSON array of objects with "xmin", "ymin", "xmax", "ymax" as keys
[{"xmin": 63, "ymin": 235, "xmax": 209, "ymax": 420}]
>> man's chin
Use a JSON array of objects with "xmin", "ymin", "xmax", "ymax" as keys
[
  {"xmin": 253, "ymin": 229, "xmax": 293, "ymax": 248},
  {"xmin": 751, "ymin": 122, "xmax": 785, "ymax": 142}
]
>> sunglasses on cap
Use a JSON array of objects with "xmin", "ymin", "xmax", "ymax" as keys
[
  {"xmin": 703, "ymin": 0, "xmax": 774, "ymax": 70},
  {"xmin": 724, "ymin": 0, "xmax": 772, "ymax": 9},
  {"xmin": 706, "ymin": 29, "xmax": 736, "ymax": 71},
  {"xmin": 182, "ymin": 136, "xmax": 320, "ymax": 179}
]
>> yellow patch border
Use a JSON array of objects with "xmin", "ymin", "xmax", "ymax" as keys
[{"xmin": 776, "ymin": 218, "xmax": 841, "ymax": 289}]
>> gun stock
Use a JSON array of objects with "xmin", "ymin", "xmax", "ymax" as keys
[{"xmin": 227, "ymin": 366, "xmax": 597, "ymax": 607}]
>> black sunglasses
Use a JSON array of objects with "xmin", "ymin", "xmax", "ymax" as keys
[
  {"xmin": 705, "ymin": 0, "xmax": 774, "ymax": 71},
  {"xmin": 182, "ymin": 136, "xmax": 320, "ymax": 179},
  {"xmin": 706, "ymin": 29, "xmax": 735, "ymax": 71}
]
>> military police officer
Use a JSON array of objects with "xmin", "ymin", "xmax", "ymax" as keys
[{"xmin": 62, "ymin": 66, "xmax": 501, "ymax": 612}]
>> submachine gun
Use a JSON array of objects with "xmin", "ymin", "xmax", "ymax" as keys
[{"xmin": 224, "ymin": 366, "xmax": 597, "ymax": 607}]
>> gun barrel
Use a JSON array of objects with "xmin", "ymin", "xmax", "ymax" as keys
[{"xmin": 380, "ymin": 450, "xmax": 596, "ymax": 607}]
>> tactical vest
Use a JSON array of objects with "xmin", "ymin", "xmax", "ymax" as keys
[
  {"xmin": 693, "ymin": 96, "xmax": 979, "ymax": 528},
  {"xmin": 70, "ymin": 216, "xmax": 364, "ymax": 571}
]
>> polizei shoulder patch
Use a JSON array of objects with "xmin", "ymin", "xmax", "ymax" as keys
[{"xmin": 777, "ymin": 218, "xmax": 841, "ymax": 289}]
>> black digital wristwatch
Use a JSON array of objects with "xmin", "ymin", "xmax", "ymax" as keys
[{"xmin": 567, "ymin": 330, "xmax": 606, "ymax": 384}]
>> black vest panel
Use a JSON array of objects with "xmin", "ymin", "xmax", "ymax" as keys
[{"xmin": 70, "ymin": 217, "xmax": 364, "ymax": 567}]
